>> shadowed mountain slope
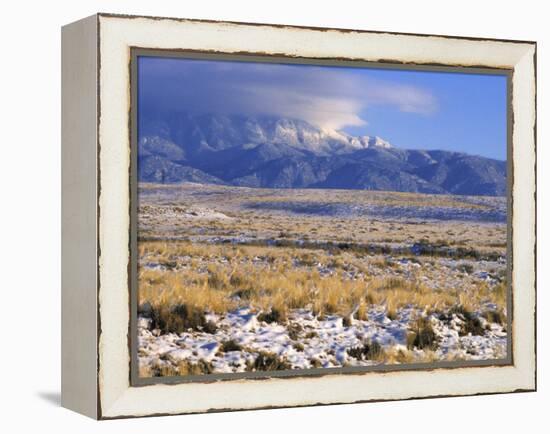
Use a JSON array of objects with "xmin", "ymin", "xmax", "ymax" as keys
[{"xmin": 138, "ymin": 114, "xmax": 506, "ymax": 196}]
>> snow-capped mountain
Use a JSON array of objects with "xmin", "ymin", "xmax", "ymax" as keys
[
  {"xmin": 140, "ymin": 114, "xmax": 392, "ymax": 158},
  {"xmin": 138, "ymin": 113, "xmax": 506, "ymax": 196}
]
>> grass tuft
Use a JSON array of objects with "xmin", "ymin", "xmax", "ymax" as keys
[
  {"xmin": 258, "ymin": 307, "xmax": 287, "ymax": 324},
  {"xmin": 347, "ymin": 340, "xmax": 385, "ymax": 361},
  {"xmin": 147, "ymin": 303, "xmax": 217, "ymax": 335},
  {"xmin": 144, "ymin": 359, "xmax": 215, "ymax": 377},
  {"xmin": 482, "ymin": 309, "xmax": 505, "ymax": 325},
  {"xmin": 219, "ymin": 339, "xmax": 242, "ymax": 352},
  {"xmin": 246, "ymin": 352, "xmax": 291, "ymax": 371},
  {"xmin": 450, "ymin": 305, "xmax": 485, "ymax": 336},
  {"xmin": 407, "ymin": 317, "xmax": 438, "ymax": 350}
]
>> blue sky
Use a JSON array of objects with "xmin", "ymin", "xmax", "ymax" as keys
[{"xmin": 139, "ymin": 56, "xmax": 508, "ymax": 160}]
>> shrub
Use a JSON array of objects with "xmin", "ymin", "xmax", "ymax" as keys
[
  {"xmin": 293, "ymin": 342, "xmax": 305, "ymax": 352},
  {"xmin": 450, "ymin": 305, "xmax": 485, "ymax": 336},
  {"xmin": 457, "ymin": 263, "xmax": 474, "ymax": 274},
  {"xmin": 148, "ymin": 362, "xmax": 178, "ymax": 377},
  {"xmin": 462, "ymin": 316, "xmax": 484, "ymax": 335},
  {"xmin": 386, "ymin": 348, "xmax": 415, "ymax": 364},
  {"xmin": 247, "ymin": 352, "xmax": 291, "ymax": 371},
  {"xmin": 145, "ymin": 357, "xmax": 214, "ymax": 377},
  {"xmin": 202, "ymin": 320, "xmax": 218, "ymax": 334},
  {"xmin": 342, "ymin": 315, "xmax": 352, "ymax": 327},
  {"xmin": 310, "ymin": 358, "xmax": 323, "ymax": 368},
  {"xmin": 386, "ymin": 305, "xmax": 398, "ymax": 321},
  {"xmin": 408, "ymin": 317, "xmax": 438, "ymax": 350},
  {"xmin": 347, "ymin": 340, "xmax": 384, "ymax": 361},
  {"xmin": 177, "ymin": 360, "xmax": 214, "ymax": 376},
  {"xmin": 231, "ymin": 288, "xmax": 253, "ymax": 300},
  {"xmin": 287, "ymin": 323, "xmax": 303, "ymax": 340},
  {"xmin": 297, "ymin": 252, "xmax": 319, "ymax": 266},
  {"xmin": 138, "ymin": 301, "xmax": 153, "ymax": 317},
  {"xmin": 220, "ymin": 339, "xmax": 242, "ymax": 352},
  {"xmin": 258, "ymin": 307, "xmax": 287, "ymax": 324},
  {"xmin": 229, "ymin": 269, "xmax": 253, "ymax": 290},
  {"xmin": 356, "ymin": 302, "xmax": 368, "ymax": 321},
  {"xmin": 482, "ymin": 309, "xmax": 505, "ymax": 325},
  {"xmin": 149, "ymin": 303, "xmax": 217, "ymax": 334},
  {"xmin": 494, "ymin": 280, "xmax": 507, "ymax": 304},
  {"xmin": 207, "ymin": 265, "xmax": 229, "ymax": 290}
]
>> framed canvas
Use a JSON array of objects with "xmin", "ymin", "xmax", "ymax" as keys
[{"xmin": 61, "ymin": 13, "xmax": 537, "ymax": 419}]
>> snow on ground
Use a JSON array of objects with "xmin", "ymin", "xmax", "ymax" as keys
[
  {"xmin": 138, "ymin": 306, "xmax": 507, "ymax": 375},
  {"xmin": 141, "ymin": 204, "xmax": 233, "ymax": 221},
  {"xmin": 136, "ymin": 185, "xmax": 508, "ymax": 376},
  {"xmin": 243, "ymin": 199, "xmax": 506, "ymax": 223}
]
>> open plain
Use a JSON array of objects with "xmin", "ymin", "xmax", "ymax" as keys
[{"xmin": 137, "ymin": 183, "xmax": 508, "ymax": 377}]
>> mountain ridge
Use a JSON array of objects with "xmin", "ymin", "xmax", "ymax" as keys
[{"xmin": 138, "ymin": 113, "xmax": 507, "ymax": 196}]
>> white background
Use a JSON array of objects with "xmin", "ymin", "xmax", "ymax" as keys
[{"xmin": 1, "ymin": 0, "xmax": 546, "ymax": 432}]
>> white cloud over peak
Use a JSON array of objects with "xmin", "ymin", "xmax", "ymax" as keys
[{"xmin": 139, "ymin": 58, "xmax": 438, "ymax": 131}]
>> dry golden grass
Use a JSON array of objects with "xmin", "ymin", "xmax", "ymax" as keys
[
  {"xmin": 137, "ymin": 184, "xmax": 508, "ymax": 375},
  {"xmin": 140, "ymin": 359, "xmax": 214, "ymax": 377},
  {"xmin": 139, "ymin": 241, "xmax": 506, "ymax": 325}
]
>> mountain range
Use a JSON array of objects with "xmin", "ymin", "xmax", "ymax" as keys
[{"xmin": 138, "ymin": 113, "xmax": 507, "ymax": 196}]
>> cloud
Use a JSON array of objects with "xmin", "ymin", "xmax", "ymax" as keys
[
  {"xmin": 235, "ymin": 86, "xmax": 367, "ymax": 130},
  {"xmin": 365, "ymin": 84, "xmax": 438, "ymax": 115},
  {"xmin": 138, "ymin": 57, "xmax": 438, "ymax": 131}
]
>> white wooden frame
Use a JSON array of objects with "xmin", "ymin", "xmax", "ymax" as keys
[{"xmin": 61, "ymin": 13, "xmax": 536, "ymax": 419}]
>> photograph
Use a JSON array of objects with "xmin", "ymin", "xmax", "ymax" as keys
[
  {"xmin": 0, "ymin": 0, "xmax": 543, "ymax": 428},
  {"xmin": 134, "ymin": 54, "xmax": 510, "ymax": 379}
]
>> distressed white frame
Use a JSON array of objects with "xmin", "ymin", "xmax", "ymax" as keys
[{"xmin": 63, "ymin": 13, "xmax": 537, "ymax": 419}]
